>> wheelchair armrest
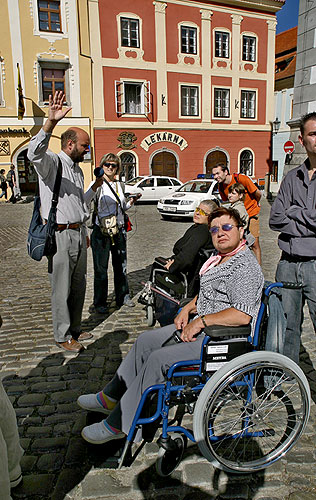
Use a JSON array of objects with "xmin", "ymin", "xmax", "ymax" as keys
[
  {"xmin": 179, "ymin": 297, "xmax": 193, "ymax": 308},
  {"xmin": 204, "ymin": 324, "xmax": 251, "ymax": 338}
]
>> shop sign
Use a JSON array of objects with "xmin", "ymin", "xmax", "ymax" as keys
[
  {"xmin": 140, "ymin": 132, "xmax": 188, "ymax": 151},
  {"xmin": 0, "ymin": 127, "xmax": 29, "ymax": 135}
]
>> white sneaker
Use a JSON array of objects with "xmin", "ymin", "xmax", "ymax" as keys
[
  {"xmin": 77, "ymin": 393, "xmax": 112, "ymax": 414},
  {"xmin": 81, "ymin": 421, "xmax": 125, "ymax": 444}
]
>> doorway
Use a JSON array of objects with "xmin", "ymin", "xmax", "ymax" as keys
[
  {"xmin": 16, "ymin": 150, "xmax": 37, "ymax": 194},
  {"xmin": 151, "ymin": 151, "xmax": 177, "ymax": 177},
  {"xmin": 205, "ymin": 150, "xmax": 228, "ymax": 175}
]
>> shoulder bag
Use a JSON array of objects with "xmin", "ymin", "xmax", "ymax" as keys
[{"xmin": 27, "ymin": 158, "xmax": 62, "ymax": 273}]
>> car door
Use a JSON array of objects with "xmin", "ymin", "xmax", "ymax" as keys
[
  {"xmin": 156, "ymin": 177, "xmax": 174, "ymax": 200},
  {"xmin": 137, "ymin": 177, "xmax": 155, "ymax": 200}
]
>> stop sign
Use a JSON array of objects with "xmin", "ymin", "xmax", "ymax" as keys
[{"xmin": 284, "ymin": 140, "xmax": 295, "ymax": 154}]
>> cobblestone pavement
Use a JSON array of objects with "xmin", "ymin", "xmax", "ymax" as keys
[{"xmin": 1, "ymin": 197, "xmax": 316, "ymax": 500}]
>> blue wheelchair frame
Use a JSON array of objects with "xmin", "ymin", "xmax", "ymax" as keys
[{"xmin": 118, "ymin": 282, "xmax": 306, "ymax": 470}]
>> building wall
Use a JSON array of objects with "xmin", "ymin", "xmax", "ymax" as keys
[
  {"xmin": 90, "ymin": 0, "xmax": 282, "ymax": 182},
  {"xmin": 0, "ymin": 0, "xmax": 94, "ymax": 193},
  {"xmin": 287, "ymin": 0, "xmax": 316, "ymax": 173}
]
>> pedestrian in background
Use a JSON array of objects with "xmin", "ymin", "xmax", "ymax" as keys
[
  {"xmin": 269, "ymin": 111, "xmax": 316, "ymax": 364},
  {"xmin": 27, "ymin": 91, "xmax": 104, "ymax": 353},
  {"xmin": 6, "ymin": 165, "xmax": 16, "ymax": 203},
  {"xmin": 0, "ymin": 169, "xmax": 8, "ymax": 200},
  {"xmin": 227, "ymin": 183, "xmax": 249, "ymax": 229},
  {"xmin": 212, "ymin": 164, "xmax": 262, "ymax": 264},
  {"xmin": 89, "ymin": 153, "xmax": 139, "ymax": 315}
]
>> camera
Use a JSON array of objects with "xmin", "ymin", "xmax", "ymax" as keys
[{"xmin": 94, "ymin": 166, "xmax": 104, "ymax": 178}]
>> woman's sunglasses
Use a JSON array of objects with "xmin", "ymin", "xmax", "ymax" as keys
[
  {"xmin": 194, "ymin": 207, "xmax": 210, "ymax": 217},
  {"xmin": 210, "ymin": 224, "xmax": 239, "ymax": 234},
  {"xmin": 104, "ymin": 162, "xmax": 118, "ymax": 169}
]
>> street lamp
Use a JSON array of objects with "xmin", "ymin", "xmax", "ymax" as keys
[{"xmin": 273, "ymin": 117, "xmax": 281, "ymax": 135}]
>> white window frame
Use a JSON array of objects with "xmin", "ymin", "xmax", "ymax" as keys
[
  {"xmin": 179, "ymin": 83, "xmax": 200, "ymax": 118},
  {"xmin": 117, "ymin": 13, "xmax": 144, "ymax": 60},
  {"xmin": 214, "ymin": 30, "xmax": 230, "ymax": 59},
  {"xmin": 37, "ymin": 60, "xmax": 70, "ymax": 107},
  {"xmin": 115, "ymin": 79, "xmax": 151, "ymax": 116},
  {"xmin": 242, "ymin": 33, "xmax": 257, "ymax": 61},
  {"xmin": 181, "ymin": 25, "xmax": 197, "ymax": 54},
  {"xmin": 177, "ymin": 22, "xmax": 200, "ymax": 65},
  {"xmin": 239, "ymin": 148, "xmax": 255, "ymax": 177},
  {"xmin": 120, "ymin": 17, "xmax": 140, "ymax": 48},
  {"xmin": 240, "ymin": 89, "xmax": 257, "ymax": 120},
  {"xmin": 213, "ymin": 87, "xmax": 231, "ymax": 119}
]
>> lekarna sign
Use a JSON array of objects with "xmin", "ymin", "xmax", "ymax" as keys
[{"xmin": 284, "ymin": 140, "xmax": 295, "ymax": 154}]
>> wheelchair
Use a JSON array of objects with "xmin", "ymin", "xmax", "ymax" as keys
[
  {"xmin": 140, "ymin": 248, "xmax": 214, "ymax": 328},
  {"xmin": 118, "ymin": 282, "xmax": 311, "ymax": 475}
]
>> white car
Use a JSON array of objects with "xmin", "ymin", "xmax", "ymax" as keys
[
  {"xmin": 124, "ymin": 175, "xmax": 183, "ymax": 201},
  {"xmin": 157, "ymin": 179, "xmax": 220, "ymax": 219}
]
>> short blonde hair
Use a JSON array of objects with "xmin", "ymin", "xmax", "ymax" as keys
[{"xmin": 100, "ymin": 153, "xmax": 121, "ymax": 174}]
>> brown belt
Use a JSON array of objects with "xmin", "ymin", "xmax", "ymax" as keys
[{"xmin": 56, "ymin": 223, "xmax": 82, "ymax": 232}]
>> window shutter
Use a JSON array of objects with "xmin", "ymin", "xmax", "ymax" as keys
[
  {"xmin": 115, "ymin": 80, "xmax": 125, "ymax": 115},
  {"xmin": 143, "ymin": 81, "xmax": 151, "ymax": 115}
]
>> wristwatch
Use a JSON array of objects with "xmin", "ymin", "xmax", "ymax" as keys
[{"xmin": 200, "ymin": 315, "xmax": 207, "ymax": 328}]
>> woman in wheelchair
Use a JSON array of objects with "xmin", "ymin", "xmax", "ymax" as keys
[
  {"xmin": 78, "ymin": 207, "xmax": 264, "ymax": 445},
  {"xmin": 139, "ymin": 199, "xmax": 217, "ymax": 304}
]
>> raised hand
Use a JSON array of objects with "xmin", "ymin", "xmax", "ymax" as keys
[
  {"xmin": 43, "ymin": 91, "xmax": 72, "ymax": 133},
  {"xmin": 48, "ymin": 91, "xmax": 71, "ymax": 122}
]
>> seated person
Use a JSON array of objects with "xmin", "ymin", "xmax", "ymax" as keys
[
  {"xmin": 142, "ymin": 199, "xmax": 217, "ymax": 299},
  {"xmin": 78, "ymin": 207, "xmax": 264, "ymax": 445}
]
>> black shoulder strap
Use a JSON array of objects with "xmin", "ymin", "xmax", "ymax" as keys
[
  {"xmin": 51, "ymin": 157, "xmax": 62, "ymax": 208},
  {"xmin": 103, "ymin": 178, "xmax": 124, "ymax": 212},
  {"xmin": 233, "ymin": 173, "xmax": 239, "ymax": 183}
]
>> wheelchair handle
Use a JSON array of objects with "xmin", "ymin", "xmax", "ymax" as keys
[{"xmin": 281, "ymin": 281, "xmax": 303, "ymax": 289}]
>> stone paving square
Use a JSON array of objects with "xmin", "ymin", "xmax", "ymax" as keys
[{"xmin": 0, "ymin": 198, "xmax": 316, "ymax": 500}]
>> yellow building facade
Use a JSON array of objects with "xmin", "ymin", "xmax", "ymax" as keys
[{"xmin": 0, "ymin": 0, "xmax": 94, "ymax": 194}]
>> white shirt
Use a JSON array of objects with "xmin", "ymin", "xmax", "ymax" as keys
[{"xmin": 27, "ymin": 128, "xmax": 95, "ymax": 223}]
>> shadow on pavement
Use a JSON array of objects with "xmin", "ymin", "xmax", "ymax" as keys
[{"xmin": 5, "ymin": 329, "xmax": 128, "ymax": 500}]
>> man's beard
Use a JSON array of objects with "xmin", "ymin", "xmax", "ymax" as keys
[{"xmin": 70, "ymin": 145, "xmax": 85, "ymax": 163}]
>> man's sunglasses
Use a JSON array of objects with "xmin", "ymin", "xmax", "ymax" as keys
[
  {"xmin": 195, "ymin": 207, "xmax": 210, "ymax": 217},
  {"xmin": 210, "ymin": 224, "xmax": 239, "ymax": 234},
  {"xmin": 104, "ymin": 162, "xmax": 118, "ymax": 169}
]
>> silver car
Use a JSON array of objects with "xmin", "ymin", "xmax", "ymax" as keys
[{"xmin": 157, "ymin": 179, "xmax": 220, "ymax": 219}]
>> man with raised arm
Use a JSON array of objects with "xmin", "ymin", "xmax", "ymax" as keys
[
  {"xmin": 269, "ymin": 112, "xmax": 316, "ymax": 364},
  {"xmin": 28, "ymin": 91, "xmax": 104, "ymax": 353}
]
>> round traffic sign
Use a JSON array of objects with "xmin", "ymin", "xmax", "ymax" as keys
[{"xmin": 284, "ymin": 140, "xmax": 295, "ymax": 154}]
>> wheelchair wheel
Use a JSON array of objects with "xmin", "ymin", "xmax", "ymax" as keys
[
  {"xmin": 146, "ymin": 305, "xmax": 156, "ymax": 327},
  {"xmin": 155, "ymin": 433, "xmax": 187, "ymax": 476},
  {"xmin": 193, "ymin": 351, "xmax": 310, "ymax": 474}
]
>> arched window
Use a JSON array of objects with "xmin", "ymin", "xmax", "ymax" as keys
[
  {"xmin": 240, "ymin": 150, "xmax": 253, "ymax": 177},
  {"xmin": 120, "ymin": 152, "xmax": 136, "ymax": 181}
]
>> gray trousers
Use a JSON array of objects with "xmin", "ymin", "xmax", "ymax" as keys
[
  {"xmin": 0, "ymin": 381, "xmax": 24, "ymax": 500},
  {"xmin": 105, "ymin": 324, "xmax": 204, "ymax": 439},
  {"xmin": 49, "ymin": 227, "xmax": 87, "ymax": 343}
]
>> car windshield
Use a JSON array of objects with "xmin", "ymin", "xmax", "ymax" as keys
[
  {"xmin": 126, "ymin": 176, "xmax": 144, "ymax": 186},
  {"xmin": 178, "ymin": 181, "xmax": 213, "ymax": 193}
]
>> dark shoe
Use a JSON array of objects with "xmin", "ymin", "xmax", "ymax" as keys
[
  {"xmin": 77, "ymin": 331, "xmax": 93, "ymax": 341},
  {"xmin": 56, "ymin": 338, "xmax": 84, "ymax": 352}
]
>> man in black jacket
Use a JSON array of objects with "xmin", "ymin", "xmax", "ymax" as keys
[{"xmin": 269, "ymin": 111, "xmax": 316, "ymax": 363}]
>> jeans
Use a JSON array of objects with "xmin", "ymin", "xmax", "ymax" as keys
[
  {"xmin": 91, "ymin": 225, "xmax": 129, "ymax": 309},
  {"xmin": 275, "ymin": 256, "xmax": 316, "ymax": 364}
]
